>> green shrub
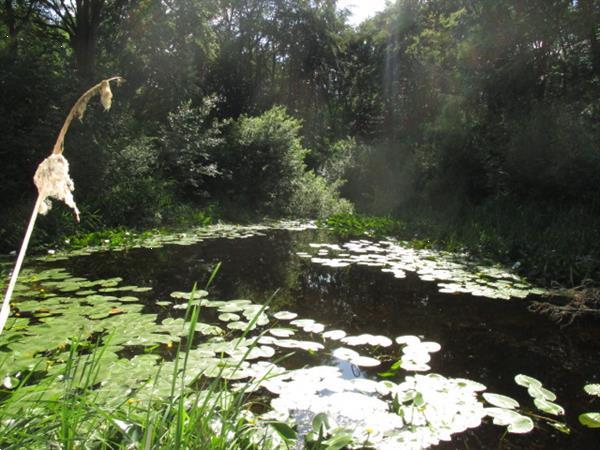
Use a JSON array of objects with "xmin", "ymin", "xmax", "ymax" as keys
[
  {"xmin": 287, "ymin": 172, "xmax": 353, "ymax": 218},
  {"xmin": 98, "ymin": 177, "xmax": 179, "ymax": 228},
  {"xmin": 215, "ymin": 106, "xmax": 350, "ymax": 218},
  {"xmin": 160, "ymin": 97, "xmax": 225, "ymax": 199},
  {"xmin": 318, "ymin": 137, "xmax": 365, "ymax": 184},
  {"xmin": 219, "ymin": 106, "xmax": 306, "ymax": 214}
]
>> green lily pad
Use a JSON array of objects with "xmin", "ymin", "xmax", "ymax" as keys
[
  {"xmin": 170, "ymin": 290, "xmax": 208, "ymax": 300},
  {"xmin": 272, "ymin": 311, "xmax": 297, "ymax": 321},
  {"xmin": 579, "ymin": 412, "xmax": 600, "ymax": 428},
  {"xmin": 527, "ymin": 385, "xmax": 557, "ymax": 402},
  {"xmin": 483, "ymin": 393, "xmax": 519, "ymax": 409},
  {"xmin": 485, "ymin": 408, "xmax": 533, "ymax": 433},
  {"xmin": 269, "ymin": 328, "xmax": 296, "ymax": 338},
  {"xmin": 534, "ymin": 397, "xmax": 564, "ymax": 415},
  {"xmin": 514, "ymin": 374, "xmax": 542, "ymax": 389},
  {"xmin": 218, "ymin": 313, "xmax": 241, "ymax": 322},
  {"xmin": 507, "ymin": 415, "xmax": 535, "ymax": 434},
  {"xmin": 584, "ymin": 384, "xmax": 600, "ymax": 397}
]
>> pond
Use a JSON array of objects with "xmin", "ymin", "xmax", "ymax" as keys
[{"xmin": 1, "ymin": 223, "xmax": 599, "ymax": 449}]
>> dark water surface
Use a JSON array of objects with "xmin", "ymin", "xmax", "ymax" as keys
[{"xmin": 58, "ymin": 228, "xmax": 600, "ymax": 449}]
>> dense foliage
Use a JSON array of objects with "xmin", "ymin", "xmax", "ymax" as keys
[{"xmin": 0, "ymin": 0, "xmax": 598, "ymax": 283}]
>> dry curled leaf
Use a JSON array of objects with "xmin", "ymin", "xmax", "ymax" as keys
[{"xmin": 100, "ymin": 80, "xmax": 113, "ymax": 110}]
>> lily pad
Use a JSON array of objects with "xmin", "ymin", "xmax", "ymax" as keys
[
  {"xmin": 514, "ymin": 374, "xmax": 543, "ymax": 389},
  {"xmin": 483, "ymin": 393, "xmax": 519, "ymax": 409},
  {"xmin": 272, "ymin": 311, "xmax": 297, "ymax": 321},
  {"xmin": 579, "ymin": 412, "xmax": 600, "ymax": 428},
  {"xmin": 534, "ymin": 397, "xmax": 564, "ymax": 415},
  {"xmin": 584, "ymin": 384, "xmax": 600, "ymax": 397}
]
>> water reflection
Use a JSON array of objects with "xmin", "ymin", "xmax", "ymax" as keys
[{"xmin": 59, "ymin": 228, "xmax": 600, "ymax": 449}]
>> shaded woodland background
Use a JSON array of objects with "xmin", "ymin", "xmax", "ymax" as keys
[{"xmin": 1, "ymin": 0, "xmax": 599, "ymax": 284}]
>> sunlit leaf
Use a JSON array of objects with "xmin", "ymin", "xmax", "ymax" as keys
[{"xmin": 579, "ymin": 412, "xmax": 600, "ymax": 428}]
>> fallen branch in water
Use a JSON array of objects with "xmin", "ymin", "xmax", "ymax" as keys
[
  {"xmin": 0, "ymin": 77, "xmax": 124, "ymax": 335},
  {"xmin": 528, "ymin": 282, "xmax": 600, "ymax": 326}
]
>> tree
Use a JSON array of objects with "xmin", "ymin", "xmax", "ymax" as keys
[
  {"xmin": 37, "ymin": 0, "xmax": 129, "ymax": 79},
  {"xmin": 1, "ymin": 0, "xmax": 39, "ymax": 56}
]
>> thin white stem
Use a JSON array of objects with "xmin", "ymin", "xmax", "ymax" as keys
[{"xmin": 0, "ymin": 195, "xmax": 42, "ymax": 335}]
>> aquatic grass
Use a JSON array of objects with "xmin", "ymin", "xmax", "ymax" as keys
[
  {"xmin": 0, "ymin": 77, "xmax": 124, "ymax": 335},
  {"xmin": 0, "ymin": 283, "xmax": 281, "ymax": 449},
  {"xmin": 322, "ymin": 213, "xmax": 406, "ymax": 239}
]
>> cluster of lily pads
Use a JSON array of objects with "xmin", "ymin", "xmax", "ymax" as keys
[
  {"xmin": 36, "ymin": 221, "xmax": 318, "ymax": 262},
  {"xmin": 298, "ymin": 240, "xmax": 546, "ymax": 300},
  {"xmin": 0, "ymin": 261, "xmax": 570, "ymax": 449}
]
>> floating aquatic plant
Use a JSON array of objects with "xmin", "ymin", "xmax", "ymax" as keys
[
  {"xmin": 302, "ymin": 240, "xmax": 545, "ymax": 300},
  {"xmin": 579, "ymin": 383, "xmax": 600, "ymax": 428},
  {"xmin": 0, "ymin": 77, "xmax": 124, "ymax": 335},
  {"xmin": 1, "ymin": 222, "xmax": 584, "ymax": 448}
]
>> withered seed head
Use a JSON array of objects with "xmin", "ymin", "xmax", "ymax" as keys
[{"xmin": 100, "ymin": 80, "xmax": 113, "ymax": 111}]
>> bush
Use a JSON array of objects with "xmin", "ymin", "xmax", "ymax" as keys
[
  {"xmin": 317, "ymin": 137, "xmax": 365, "ymax": 184},
  {"xmin": 160, "ymin": 97, "xmax": 224, "ymax": 199},
  {"xmin": 218, "ymin": 106, "xmax": 306, "ymax": 213},
  {"xmin": 214, "ymin": 106, "xmax": 351, "ymax": 218},
  {"xmin": 287, "ymin": 172, "xmax": 353, "ymax": 218}
]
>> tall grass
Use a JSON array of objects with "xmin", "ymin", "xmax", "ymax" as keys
[{"xmin": 0, "ymin": 285, "xmax": 281, "ymax": 450}]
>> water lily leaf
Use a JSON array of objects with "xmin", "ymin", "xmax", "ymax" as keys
[
  {"xmin": 170, "ymin": 290, "xmax": 208, "ymax": 300},
  {"xmin": 269, "ymin": 328, "xmax": 295, "ymax": 338},
  {"xmin": 246, "ymin": 346, "xmax": 276, "ymax": 359},
  {"xmin": 579, "ymin": 412, "xmax": 600, "ymax": 428},
  {"xmin": 514, "ymin": 374, "xmax": 542, "ymax": 389},
  {"xmin": 290, "ymin": 319, "xmax": 324, "ymax": 333},
  {"xmin": 483, "ymin": 393, "xmax": 519, "ymax": 409},
  {"xmin": 194, "ymin": 323, "xmax": 224, "ymax": 336},
  {"xmin": 218, "ymin": 313, "xmax": 240, "ymax": 322},
  {"xmin": 527, "ymin": 385, "xmax": 557, "ymax": 402},
  {"xmin": 341, "ymin": 334, "xmax": 392, "ymax": 347},
  {"xmin": 395, "ymin": 335, "xmax": 421, "ymax": 346},
  {"xmin": 399, "ymin": 360, "xmax": 430, "ymax": 372},
  {"xmin": 420, "ymin": 341, "xmax": 441, "ymax": 353},
  {"xmin": 332, "ymin": 347, "xmax": 359, "ymax": 361},
  {"xmin": 227, "ymin": 321, "xmax": 255, "ymax": 331},
  {"xmin": 453, "ymin": 378, "xmax": 487, "ymax": 392},
  {"xmin": 322, "ymin": 330, "xmax": 346, "ymax": 340},
  {"xmin": 485, "ymin": 408, "xmax": 533, "ymax": 433},
  {"xmin": 507, "ymin": 415, "xmax": 534, "ymax": 434},
  {"xmin": 218, "ymin": 304, "xmax": 248, "ymax": 313},
  {"xmin": 533, "ymin": 397, "xmax": 564, "ymax": 415},
  {"xmin": 271, "ymin": 339, "xmax": 324, "ymax": 352},
  {"xmin": 354, "ymin": 356, "xmax": 381, "ymax": 367},
  {"xmin": 584, "ymin": 384, "xmax": 600, "ymax": 397},
  {"xmin": 272, "ymin": 311, "xmax": 297, "ymax": 321}
]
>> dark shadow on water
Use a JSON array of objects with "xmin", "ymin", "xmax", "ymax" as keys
[{"xmin": 59, "ymin": 229, "xmax": 600, "ymax": 449}]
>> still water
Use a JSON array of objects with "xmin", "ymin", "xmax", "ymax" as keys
[{"xmin": 47, "ymin": 227, "xmax": 600, "ymax": 449}]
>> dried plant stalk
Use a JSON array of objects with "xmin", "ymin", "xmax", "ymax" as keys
[{"xmin": 0, "ymin": 77, "xmax": 124, "ymax": 335}]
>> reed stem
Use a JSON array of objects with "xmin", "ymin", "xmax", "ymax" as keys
[
  {"xmin": 0, "ymin": 76, "xmax": 123, "ymax": 335},
  {"xmin": 0, "ymin": 195, "xmax": 43, "ymax": 334}
]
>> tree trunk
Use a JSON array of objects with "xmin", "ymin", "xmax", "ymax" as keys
[{"xmin": 71, "ymin": 0, "xmax": 104, "ymax": 80}]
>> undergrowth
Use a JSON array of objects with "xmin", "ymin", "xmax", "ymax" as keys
[{"xmin": 323, "ymin": 199, "xmax": 600, "ymax": 290}]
